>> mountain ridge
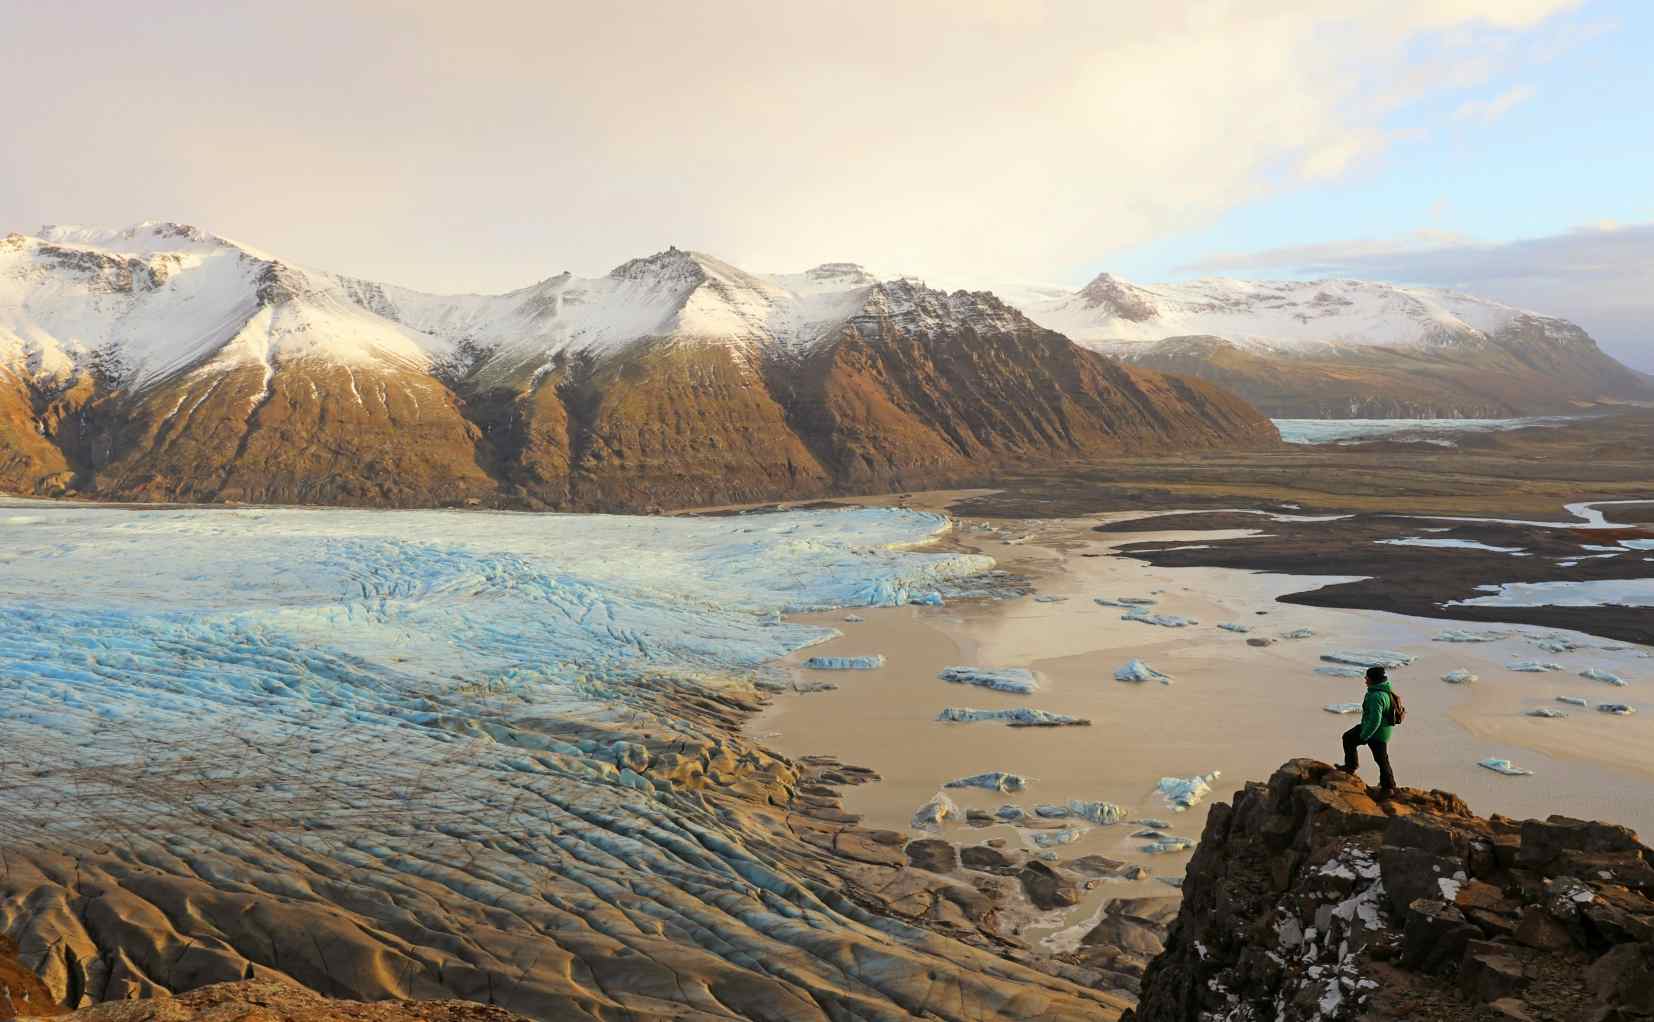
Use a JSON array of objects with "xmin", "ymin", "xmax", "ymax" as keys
[
  {"xmin": 1010, "ymin": 272, "xmax": 1652, "ymax": 418},
  {"xmin": 0, "ymin": 222, "xmax": 1277, "ymax": 508}
]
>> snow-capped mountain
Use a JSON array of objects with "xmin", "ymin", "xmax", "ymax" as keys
[
  {"xmin": 1012, "ymin": 273, "xmax": 1651, "ymax": 418},
  {"xmin": 0, "ymin": 222, "xmax": 1274, "ymax": 508}
]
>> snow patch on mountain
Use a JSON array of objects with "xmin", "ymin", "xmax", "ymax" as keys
[{"xmin": 1014, "ymin": 273, "xmax": 1578, "ymax": 353}]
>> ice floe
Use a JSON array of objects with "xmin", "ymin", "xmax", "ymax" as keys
[
  {"xmin": 1580, "ymin": 668, "xmax": 1628, "ymax": 686},
  {"xmin": 1478, "ymin": 758, "xmax": 1533, "ymax": 776},
  {"xmin": 1376, "ymin": 537, "xmax": 1526, "ymax": 554},
  {"xmin": 1315, "ymin": 666, "xmax": 1367, "ymax": 678},
  {"xmin": 1115, "ymin": 659, "xmax": 1174, "ymax": 685},
  {"xmin": 939, "ymin": 666, "xmax": 1039, "ymax": 694},
  {"xmin": 945, "ymin": 771, "xmax": 1029, "ymax": 793},
  {"xmin": 937, "ymin": 707, "xmax": 1088, "ymax": 727},
  {"xmin": 1121, "ymin": 608, "xmax": 1199, "ymax": 627},
  {"xmin": 843, "ymin": 614, "xmax": 865, "ymax": 623},
  {"xmin": 912, "ymin": 792, "xmax": 961, "ymax": 831},
  {"xmin": 1525, "ymin": 708, "xmax": 1568, "ymax": 718},
  {"xmin": 1324, "ymin": 703, "xmax": 1362, "ymax": 714},
  {"xmin": 1507, "ymin": 660, "xmax": 1564, "ymax": 673},
  {"xmin": 1557, "ymin": 696, "xmax": 1590, "ymax": 707},
  {"xmin": 1279, "ymin": 628, "xmax": 1316, "ymax": 640},
  {"xmin": 1143, "ymin": 837, "xmax": 1195, "ymax": 854},
  {"xmin": 1441, "ymin": 670, "xmax": 1478, "ymax": 685},
  {"xmin": 1598, "ymin": 704, "xmax": 1637, "ymax": 716},
  {"xmin": 1320, "ymin": 650, "xmax": 1416, "ymax": 669},
  {"xmin": 1434, "ymin": 629, "xmax": 1511, "ymax": 643},
  {"xmin": 1157, "ymin": 772, "xmax": 1219, "ymax": 812},
  {"xmin": 1032, "ymin": 595, "xmax": 1066, "ymax": 603},
  {"xmin": 1218, "ymin": 623, "xmax": 1251, "ymax": 633},
  {"xmin": 1094, "ymin": 596, "xmax": 1158, "ymax": 607},
  {"xmin": 803, "ymin": 654, "xmax": 886, "ymax": 670},
  {"xmin": 1450, "ymin": 579, "xmax": 1654, "ymax": 608},
  {"xmin": 1030, "ymin": 828, "xmax": 1083, "ymax": 849}
]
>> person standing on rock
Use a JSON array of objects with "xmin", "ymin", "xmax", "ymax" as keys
[{"xmin": 1337, "ymin": 666, "xmax": 1398, "ymax": 796}]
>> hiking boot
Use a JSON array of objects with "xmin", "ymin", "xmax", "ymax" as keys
[
  {"xmin": 1334, "ymin": 763, "xmax": 1358, "ymax": 774},
  {"xmin": 1377, "ymin": 785, "xmax": 1398, "ymax": 800}
]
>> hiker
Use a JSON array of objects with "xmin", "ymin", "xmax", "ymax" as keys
[{"xmin": 1338, "ymin": 666, "xmax": 1399, "ymax": 795}]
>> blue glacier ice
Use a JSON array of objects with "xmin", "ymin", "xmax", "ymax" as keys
[{"xmin": 803, "ymin": 655, "xmax": 886, "ymax": 670}]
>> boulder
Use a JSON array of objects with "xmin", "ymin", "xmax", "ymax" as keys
[
  {"xmin": 1586, "ymin": 943, "xmax": 1654, "ymax": 1015},
  {"xmin": 1513, "ymin": 904, "xmax": 1572, "ymax": 950},
  {"xmin": 904, "ymin": 838, "xmax": 959, "ymax": 873},
  {"xmin": 1459, "ymin": 939, "xmax": 1530, "ymax": 1002},
  {"xmin": 960, "ymin": 845, "xmax": 1024, "ymax": 872},
  {"xmin": 1019, "ymin": 861, "xmax": 1082, "ymax": 910},
  {"xmin": 1402, "ymin": 898, "xmax": 1481, "ymax": 973},
  {"xmin": 1517, "ymin": 816, "xmax": 1647, "ymax": 870}
]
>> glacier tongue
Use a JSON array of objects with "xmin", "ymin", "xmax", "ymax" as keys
[{"xmin": 0, "ymin": 502, "xmax": 992, "ymax": 837}]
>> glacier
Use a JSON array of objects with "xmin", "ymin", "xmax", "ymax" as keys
[{"xmin": 0, "ymin": 501, "xmax": 993, "ymax": 837}]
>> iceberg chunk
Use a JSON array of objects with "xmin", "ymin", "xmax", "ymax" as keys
[
  {"xmin": 1094, "ymin": 596, "xmax": 1158, "ymax": 607},
  {"xmin": 1315, "ymin": 666, "xmax": 1366, "ymax": 678},
  {"xmin": 1031, "ymin": 827, "xmax": 1083, "ymax": 849},
  {"xmin": 945, "ymin": 771, "xmax": 1029, "ymax": 794},
  {"xmin": 1441, "ymin": 670, "xmax": 1477, "ymax": 685},
  {"xmin": 1157, "ymin": 772, "xmax": 1219, "ymax": 812},
  {"xmin": 1279, "ymin": 628, "xmax": 1316, "ymax": 640},
  {"xmin": 1217, "ymin": 623, "xmax": 1251, "ymax": 633},
  {"xmin": 936, "ymin": 707, "xmax": 1089, "ymax": 727},
  {"xmin": 909, "ymin": 591, "xmax": 945, "ymax": 607},
  {"xmin": 1320, "ymin": 650, "xmax": 1416, "ymax": 669},
  {"xmin": 1115, "ymin": 659, "xmax": 1174, "ymax": 685},
  {"xmin": 1580, "ymin": 668, "xmax": 1627, "ymax": 686},
  {"xmin": 1507, "ymin": 660, "xmax": 1563, "ymax": 673},
  {"xmin": 939, "ymin": 666, "xmax": 1038, "ymax": 694},
  {"xmin": 1524, "ymin": 708, "xmax": 1568, "ymax": 718},
  {"xmin": 1556, "ymin": 696, "xmax": 1590, "ymax": 707},
  {"xmin": 1597, "ymin": 703, "xmax": 1636, "ymax": 716},
  {"xmin": 1143, "ymin": 837, "xmax": 1196, "ymax": 854},
  {"xmin": 1122, "ymin": 608, "xmax": 1199, "ymax": 627},
  {"xmin": 802, "ymin": 654, "xmax": 885, "ymax": 670},
  {"xmin": 1434, "ymin": 629, "xmax": 1511, "ymax": 643},
  {"xmin": 1478, "ymin": 758, "xmax": 1533, "ymax": 776},
  {"xmin": 995, "ymin": 804, "xmax": 1026, "ymax": 822},
  {"xmin": 912, "ymin": 792, "xmax": 960, "ymax": 831},
  {"xmin": 1324, "ymin": 703, "xmax": 1362, "ymax": 714}
]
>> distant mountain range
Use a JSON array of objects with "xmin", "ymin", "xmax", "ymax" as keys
[
  {"xmin": 0, "ymin": 223, "xmax": 1272, "ymax": 508},
  {"xmin": 1008, "ymin": 274, "xmax": 1653, "ymax": 418}
]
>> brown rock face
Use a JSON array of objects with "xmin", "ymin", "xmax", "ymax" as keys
[{"xmin": 1125, "ymin": 759, "xmax": 1654, "ymax": 1022}]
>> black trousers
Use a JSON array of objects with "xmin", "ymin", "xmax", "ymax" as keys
[{"xmin": 1341, "ymin": 725, "xmax": 1396, "ymax": 789}]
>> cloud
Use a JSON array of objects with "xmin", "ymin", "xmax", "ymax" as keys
[
  {"xmin": 0, "ymin": 1, "xmax": 1581, "ymax": 293},
  {"xmin": 1453, "ymin": 84, "xmax": 1538, "ymax": 122},
  {"xmin": 1176, "ymin": 223, "xmax": 1654, "ymax": 371}
]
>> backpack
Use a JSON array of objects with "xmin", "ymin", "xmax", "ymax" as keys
[{"xmin": 1384, "ymin": 689, "xmax": 1406, "ymax": 727}]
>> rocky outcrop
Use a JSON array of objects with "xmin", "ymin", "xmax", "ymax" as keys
[{"xmin": 1127, "ymin": 759, "xmax": 1654, "ymax": 1022}]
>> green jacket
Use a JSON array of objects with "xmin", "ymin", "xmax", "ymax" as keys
[{"xmin": 1359, "ymin": 680, "xmax": 1395, "ymax": 743}]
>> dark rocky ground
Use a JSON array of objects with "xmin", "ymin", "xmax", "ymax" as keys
[
  {"xmin": 950, "ymin": 411, "xmax": 1654, "ymax": 645},
  {"xmin": 1095, "ymin": 510, "xmax": 1654, "ymax": 645}
]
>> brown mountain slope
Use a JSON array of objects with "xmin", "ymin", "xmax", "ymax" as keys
[
  {"xmin": 0, "ymin": 371, "xmax": 72, "ymax": 494},
  {"xmin": 1119, "ymin": 332, "xmax": 1654, "ymax": 419},
  {"xmin": 80, "ymin": 361, "xmax": 498, "ymax": 507},
  {"xmin": 785, "ymin": 312, "xmax": 1273, "ymax": 493}
]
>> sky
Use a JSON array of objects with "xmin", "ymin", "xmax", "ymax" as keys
[{"xmin": 1, "ymin": 1, "xmax": 1648, "ymax": 369}]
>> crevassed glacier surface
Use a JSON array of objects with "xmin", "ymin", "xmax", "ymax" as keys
[{"xmin": 0, "ymin": 501, "xmax": 991, "ymax": 835}]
